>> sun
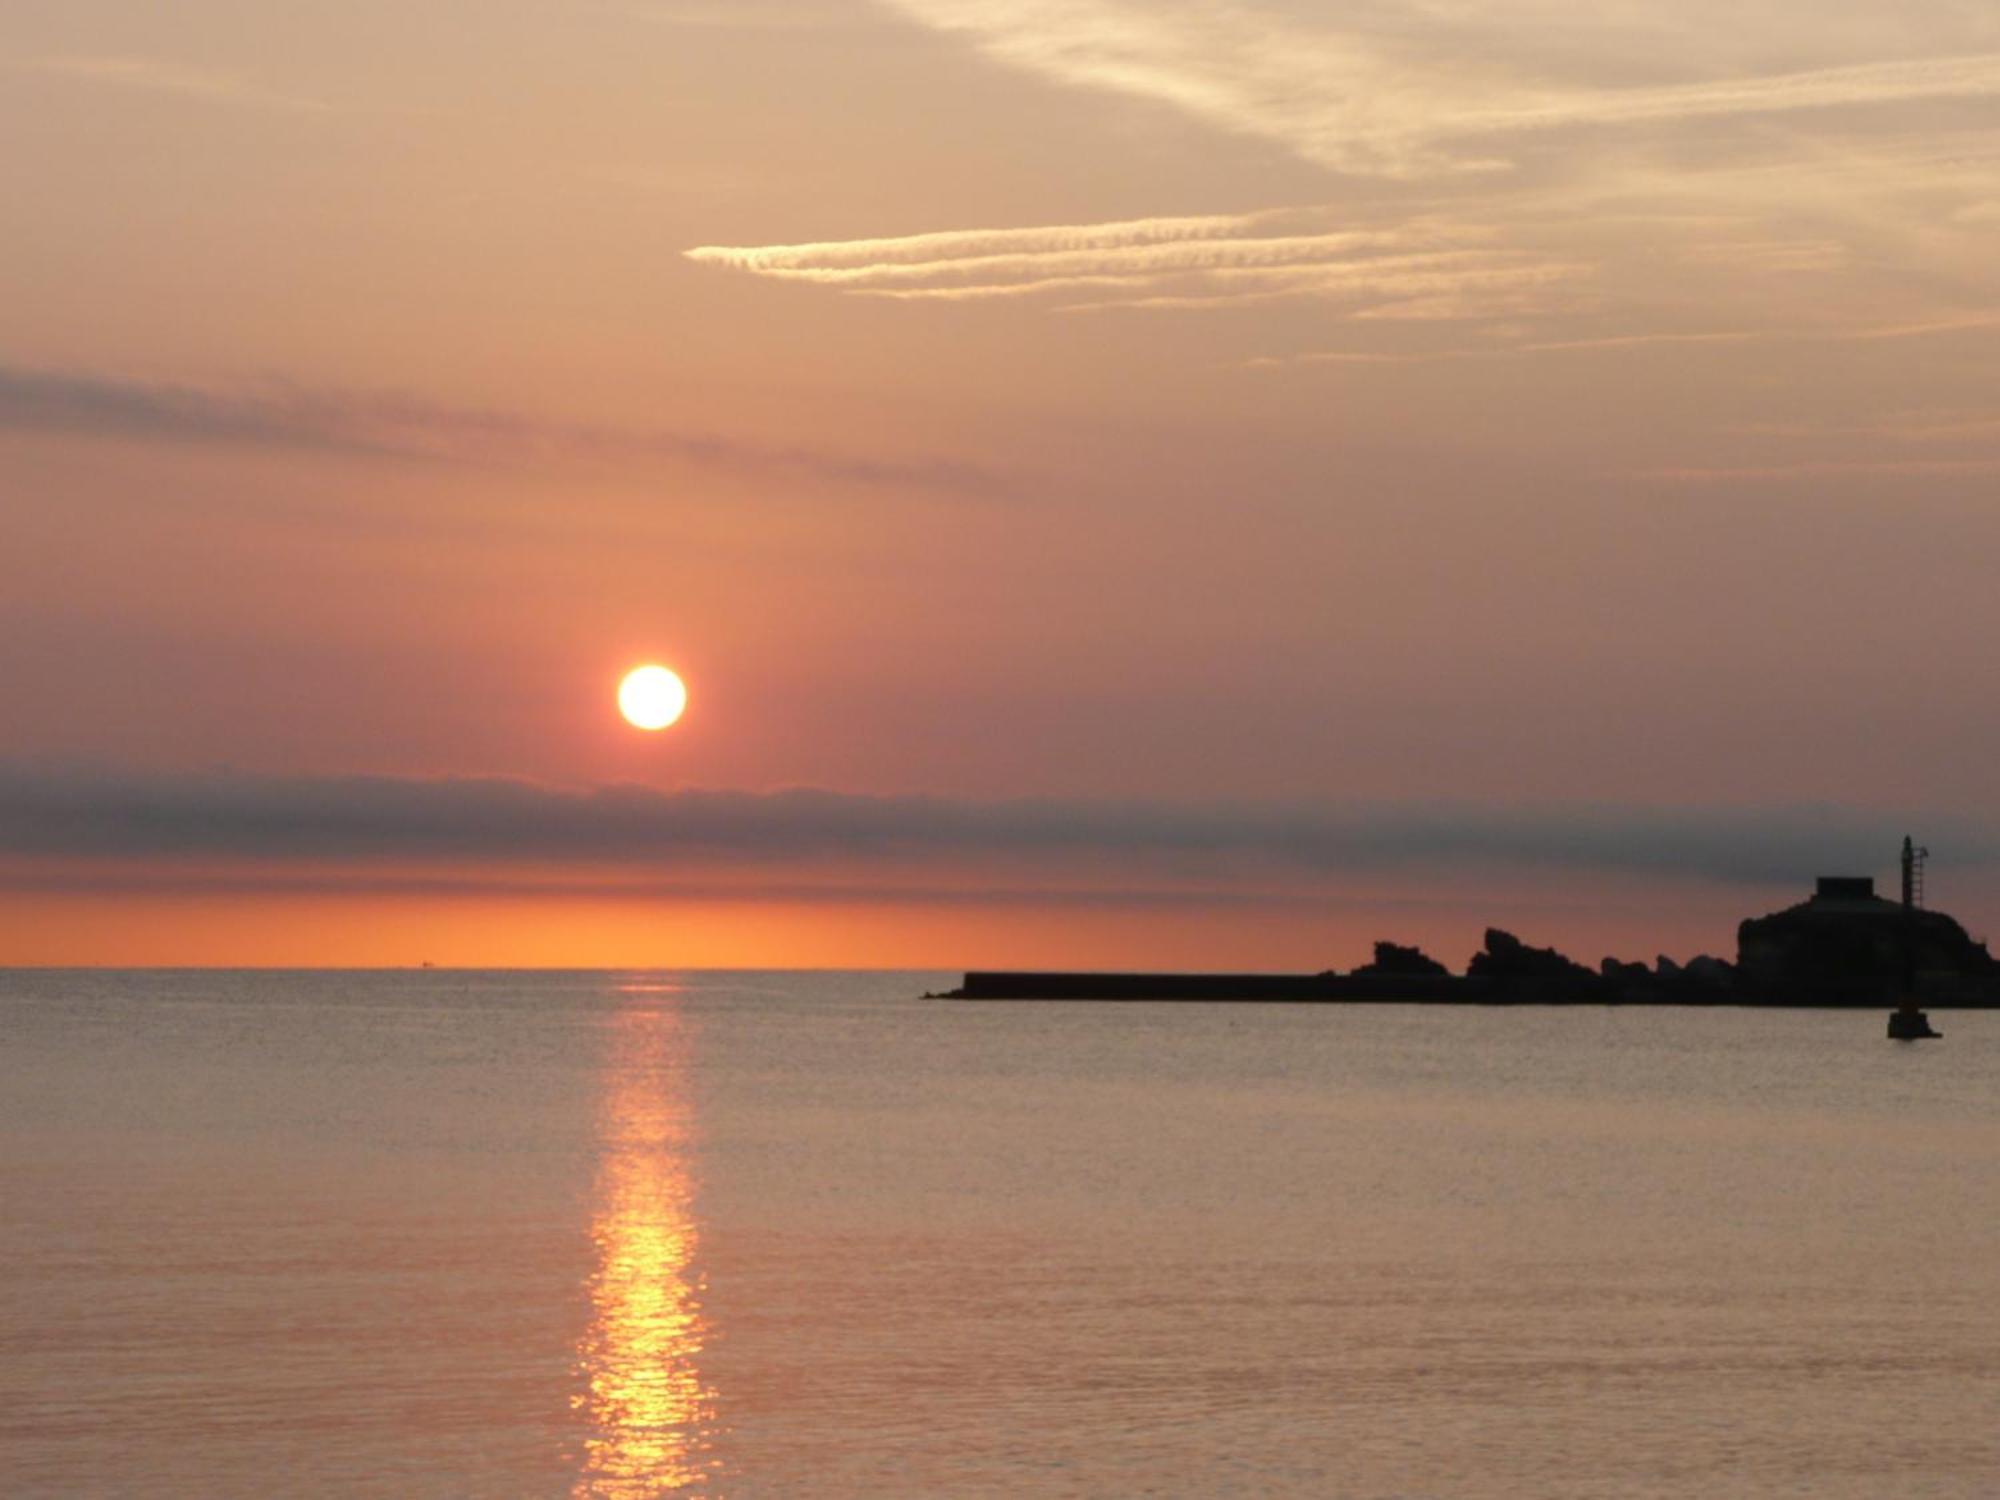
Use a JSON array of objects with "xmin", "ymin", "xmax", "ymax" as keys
[{"xmin": 618, "ymin": 665, "xmax": 687, "ymax": 731}]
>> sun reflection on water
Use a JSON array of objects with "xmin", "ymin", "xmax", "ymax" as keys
[{"xmin": 573, "ymin": 996, "xmax": 717, "ymax": 1496}]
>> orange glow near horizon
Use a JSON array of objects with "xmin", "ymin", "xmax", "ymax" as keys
[
  {"xmin": 0, "ymin": 870, "xmax": 1780, "ymax": 972},
  {"xmin": 573, "ymin": 996, "xmax": 717, "ymax": 1495}
]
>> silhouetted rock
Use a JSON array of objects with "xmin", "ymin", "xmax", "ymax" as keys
[
  {"xmin": 1684, "ymin": 955, "xmax": 1735, "ymax": 986},
  {"xmin": 1598, "ymin": 957, "xmax": 1661, "ymax": 1002},
  {"xmin": 1595, "ymin": 951, "xmax": 1739, "ymax": 1005},
  {"xmin": 1355, "ymin": 941, "xmax": 1449, "ymax": 978},
  {"xmin": 1469, "ymin": 929, "xmax": 1593, "ymax": 981},
  {"xmin": 1467, "ymin": 929, "xmax": 1602, "ymax": 1000}
]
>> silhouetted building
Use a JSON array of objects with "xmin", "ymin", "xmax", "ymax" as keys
[{"xmin": 1737, "ymin": 865, "xmax": 1998, "ymax": 1004}]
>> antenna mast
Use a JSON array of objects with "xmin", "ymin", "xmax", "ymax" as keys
[{"xmin": 1901, "ymin": 835, "xmax": 1929, "ymax": 910}]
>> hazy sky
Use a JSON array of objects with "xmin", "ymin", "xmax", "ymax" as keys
[{"xmin": 5, "ymin": 0, "xmax": 1998, "ymax": 964}]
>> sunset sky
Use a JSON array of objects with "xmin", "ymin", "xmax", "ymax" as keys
[{"xmin": 5, "ymin": 0, "xmax": 1999, "ymax": 966}]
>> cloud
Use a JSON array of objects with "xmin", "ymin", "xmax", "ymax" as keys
[
  {"xmin": 0, "ymin": 764, "xmax": 1979, "ymax": 889},
  {"xmin": 0, "ymin": 365, "xmax": 356, "ymax": 450},
  {"xmin": 0, "ymin": 363, "xmax": 1007, "ymax": 497},
  {"xmin": 1247, "ymin": 328, "xmax": 1766, "ymax": 368},
  {"xmin": 1639, "ymin": 457, "xmax": 2000, "ymax": 483},
  {"xmin": 688, "ymin": 10, "xmax": 2000, "ymax": 338},
  {"xmin": 689, "ymin": 210, "xmax": 1586, "ymax": 315},
  {"xmin": 689, "ymin": 212, "xmax": 1262, "ymax": 271},
  {"xmin": 14, "ymin": 55, "xmax": 331, "ymax": 112},
  {"xmin": 1250, "ymin": 308, "xmax": 2000, "ymax": 369},
  {"xmin": 836, "ymin": 5, "xmax": 1999, "ymax": 345},
  {"xmin": 1842, "ymin": 312, "xmax": 2000, "ymax": 342},
  {"xmin": 877, "ymin": 0, "xmax": 2000, "ymax": 177},
  {"xmin": 1732, "ymin": 408, "xmax": 2000, "ymax": 446},
  {"xmin": 616, "ymin": 0, "xmax": 868, "ymax": 30},
  {"xmin": 1482, "ymin": 52, "xmax": 2000, "ymax": 138}
]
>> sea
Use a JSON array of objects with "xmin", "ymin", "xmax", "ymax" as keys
[{"xmin": 3, "ymin": 970, "xmax": 1995, "ymax": 1498}]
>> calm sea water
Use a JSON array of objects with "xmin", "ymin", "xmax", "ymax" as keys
[{"xmin": 2, "ymin": 970, "xmax": 1995, "ymax": 1497}]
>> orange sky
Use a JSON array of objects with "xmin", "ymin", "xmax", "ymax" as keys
[
  {"xmin": 0, "ymin": 864, "xmax": 1829, "ymax": 971},
  {"xmin": 4, "ymin": 1, "xmax": 1998, "ymax": 965}
]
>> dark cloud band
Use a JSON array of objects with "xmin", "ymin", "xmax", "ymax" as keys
[
  {"xmin": 0, "ymin": 764, "xmax": 1974, "ymax": 886},
  {"xmin": 0, "ymin": 363, "xmax": 1006, "ymax": 496}
]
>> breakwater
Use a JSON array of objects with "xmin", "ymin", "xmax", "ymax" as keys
[
  {"xmin": 934, "ymin": 873, "xmax": 2000, "ymax": 1006},
  {"xmin": 930, "ymin": 970, "xmax": 2000, "ymax": 1004},
  {"xmin": 944, "ymin": 971, "xmax": 1464, "ymax": 1002}
]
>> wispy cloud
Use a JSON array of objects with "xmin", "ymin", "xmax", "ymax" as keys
[
  {"xmin": 1248, "ymin": 328, "xmax": 1766, "ymax": 369},
  {"xmin": 689, "ymin": 209, "xmax": 1586, "ymax": 315},
  {"xmin": 690, "ymin": 8, "xmax": 1999, "ymax": 341},
  {"xmin": 877, "ymin": 1, "xmax": 2000, "ymax": 176},
  {"xmin": 616, "ymin": 0, "xmax": 861, "ymax": 30},
  {"xmin": 14, "ymin": 55, "xmax": 331, "ymax": 113},
  {"xmin": 690, "ymin": 211, "xmax": 1283, "ymax": 273},
  {"xmin": 1734, "ymin": 408, "xmax": 2000, "ymax": 444},
  {"xmin": 0, "ymin": 764, "xmax": 1980, "ymax": 888},
  {"xmin": 1684, "ymin": 410, "xmax": 2000, "ymax": 487},
  {"xmin": 1842, "ymin": 312, "xmax": 2000, "ymax": 342},
  {"xmin": 1465, "ymin": 51, "xmax": 2000, "ymax": 141},
  {"xmin": 1248, "ymin": 301, "xmax": 2000, "ymax": 369},
  {"xmin": 0, "ymin": 363, "xmax": 1007, "ymax": 497},
  {"xmin": 1641, "ymin": 457, "xmax": 2000, "ymax": 483}
]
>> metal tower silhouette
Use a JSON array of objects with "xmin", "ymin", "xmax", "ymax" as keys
[{"xmin": 1902, "ymin": 834, "xmax": 1929, "ymax": 910}]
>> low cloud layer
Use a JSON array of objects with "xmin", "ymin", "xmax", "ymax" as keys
[{"xmin": 1, "ymin": 764, "xmax": 1978, "ymax": 889}]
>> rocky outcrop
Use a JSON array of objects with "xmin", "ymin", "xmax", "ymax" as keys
[
  {"xmin": 1595, "ymin": 952, "xmax": 1737, "ymax": 1003},
  {"xmin": 1470, "ymin": 928, "xmax": 1594, "ymax": 981},
  {"xmin": 1354, "ymin": 940, "xmax": 1450, "ymax": 977}
]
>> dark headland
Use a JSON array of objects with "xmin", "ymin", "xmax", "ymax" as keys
[{"xmin": 931, "ymin": 841, "xmax": 2000, "ymax": 1009}]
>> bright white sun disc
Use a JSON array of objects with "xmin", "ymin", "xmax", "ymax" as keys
[{"xmin": 618, "ymin": 665, "xmax": 687, "ymax": 731}]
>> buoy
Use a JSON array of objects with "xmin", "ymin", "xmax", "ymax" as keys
[{"xmin": 1888, "ymin": 1006, "xmax": 1940, "ymax": 1040}]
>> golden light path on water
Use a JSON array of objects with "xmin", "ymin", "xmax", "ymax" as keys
[{"xmin": 574, "ymin": 986, "xmax": 718, "ymax": 1496}]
